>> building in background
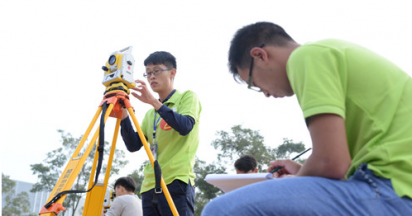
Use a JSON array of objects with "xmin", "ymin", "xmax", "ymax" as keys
[{"xmin": 2, "ymin": 179, "xmax": 83, "ymax": 216}]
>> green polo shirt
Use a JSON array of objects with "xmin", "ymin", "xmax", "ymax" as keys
[
  {"xmin": 140, "ymin": 90, "xmax": 201, "ymax": 193},
  {"xmin": 287, "ymin": 39, "xmax": 412, "ymax": 198}
]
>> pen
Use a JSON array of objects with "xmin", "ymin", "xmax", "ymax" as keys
[{"xmin": 268, "ymin": 148, "xmax": 312, "ymax": 175}]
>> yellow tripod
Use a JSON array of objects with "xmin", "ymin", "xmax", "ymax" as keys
[{"xmin": 39, "ymin": 90, "xmax": 179, "ymax": 216}]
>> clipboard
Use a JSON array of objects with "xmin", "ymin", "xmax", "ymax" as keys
[{"xmin": 204, "ymin": 173, "xmax": 272, "ymax": 193}]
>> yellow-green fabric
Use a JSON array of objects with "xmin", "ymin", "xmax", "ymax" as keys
[
  {"xmin": 287, "ymin": 39, "xmax": 412, "ymax": 198},
  {"xmin": 140, "ymin": 90, "xmax": 201, "ymax": 193}
]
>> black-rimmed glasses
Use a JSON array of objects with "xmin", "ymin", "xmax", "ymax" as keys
[
  {"xmin": 143, "ymin": 68, "xmax": 172, "ymax": 78},
  {"xmin": 247, "ymin": 43, "xmax": 265, "ymax": 92}
]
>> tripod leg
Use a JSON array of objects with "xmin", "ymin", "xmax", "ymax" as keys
[
  {"xmin": 127, "ymin": 107, "xmax": 179, "ymax": 216},
  {"xmin": 40, "ymin": 107, "xmax": 103, "ymax": 216},
  {"xmin": 72, "ymin": 107, "xmax": 103, "ymax": 156},
  {"xmin": 40, "ymin": 104, "xmax": 115, "ymax": 216},
  {"xmin": 82, "ymin": 118, "xmax": 121, "ymax": 216}
]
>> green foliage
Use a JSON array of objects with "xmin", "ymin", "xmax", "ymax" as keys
[
  {"xmin": 276, "ymin": 138, "xmax": 306, "ymax": 159},
  {"xmin": 2, "ymin": 173, "xmax": 31, "ymax": 216},
  {"xmin": 212, "ymin": 126, "xmax": 306, "ymax": 172},
  {"xmin": 2, "ymin": 173, "xmax": 16, "ymax": 194},
  {"xmin": 194, "ymin": 158, "xmax": 226, "ymax": 216},
  {"xmin": 30, "ymin": 129, "xmax": 128, "ymax": 216},
  {"xmin": 212, "ymin": 125, "xmax": 270, "ymax": 164},
  {"xmin": 128, "ymin": 161, "xmax": 148, "ymax": 199}
]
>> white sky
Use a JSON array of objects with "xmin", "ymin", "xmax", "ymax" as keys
[{"xmin": 2, "ymin": 0, "xmax": 412, "ymax": 187}]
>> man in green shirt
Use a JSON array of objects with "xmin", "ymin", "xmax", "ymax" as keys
[
  {"xmin": 121, "ymin": 51, "xmax": 201, "ymax": 216},
  {"xmin": 202, "ymin": 22, "xmax": 412, "ymax": 215}
]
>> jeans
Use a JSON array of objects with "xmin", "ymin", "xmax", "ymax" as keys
[
  {"xmin": 201, "ymin": 164, "xmax": 412, "ymax": 216},
  {"xmin": 142, "ymin": 179, "xmax": 195, "ymax": 216}
]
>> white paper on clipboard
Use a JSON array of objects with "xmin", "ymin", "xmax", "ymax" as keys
[{"xmin": 204, "ymin": 173, "xmax": 272, "ymax": 193}]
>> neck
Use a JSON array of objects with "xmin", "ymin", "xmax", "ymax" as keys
[
  {"xmin": 272, "ymin": 42, "xmax": 301, "ymax": 69},
  {"xmin": 158, "ymin": 88, "xmax": 174, "ymax": 102}
]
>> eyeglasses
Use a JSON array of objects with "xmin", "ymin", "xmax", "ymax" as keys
[
  {"xmin": 247, "ymin": 43, "xmax": 265, "ymax": 92},
  {"xmin": 143, "ymin": 68, "xmax": 172, "ymax": 78}
]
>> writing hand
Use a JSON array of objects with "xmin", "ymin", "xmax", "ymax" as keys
[{"xmin": 267, "ymin": 159, "xmax": 302, "ymax": 178}]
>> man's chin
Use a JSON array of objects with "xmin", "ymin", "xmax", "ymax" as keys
[{"xmin": 150, "ymin": 86, "xmax": 159, "ymax": 92}]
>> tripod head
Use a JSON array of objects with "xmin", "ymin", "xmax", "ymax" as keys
[{"xmin": 102, "ymin": 46, "xmax": 136, "ymax": 94}]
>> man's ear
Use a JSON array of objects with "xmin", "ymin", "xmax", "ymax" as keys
[
  {"xmin": 119, "ymin": 186, "xmax": 126, "ymax": 194},
  {"xmin": 250, "ymin": 47, "xmax": 268, "ymax": 62},
  {"xmin": 170, "ymin": 68, "xmax": 177, "ymax": 81}
]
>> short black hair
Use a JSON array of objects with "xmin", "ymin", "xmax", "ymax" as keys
[
  {"xmin": 144, "ymin": 51, "xmax": 177, "ymax": 69},
  {"xmin": 114, "ymin": 177, "xmax": 136, "ymax": 193},
  {"xmin": 228, "ymin": 22, "xmax": 295, "ymax": 82},
  {"xmin": 235, "ymin": 154, "xmax": 258, "ymax": 172}
]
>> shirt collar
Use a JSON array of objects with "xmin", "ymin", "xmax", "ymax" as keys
[{"xmin": 160, "ymin": 89, "xmax": 176, "ymax": 103}]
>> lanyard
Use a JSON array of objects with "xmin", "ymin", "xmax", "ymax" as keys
[
  {"xmin": 153, "ymin": 112, "xmax": 161, "ymax": 141},
  {"xmin": 152, "ymin": 89, "xmax": 175, "ymax": 141}
]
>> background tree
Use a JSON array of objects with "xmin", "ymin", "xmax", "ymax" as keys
[
  {"xmin": 274, "ymin": 138, "xmax": 307, "ymax": 163},
  {"xmin": 193, "ymin": 157, "xmax": 226, "ymax": 216},
  {"xmin": 128, "ymin": 161, "xmax": 148, "ymax": 199},
  {"xmin": 212, "ymin": 125, "xmax": 306, "ymax": 172},
  {"xmin": 2, "ymin": 173, "xmax": 35, "ymax": 216},
  {"xmin": 30, "ymin": 129, "xmax": 128, "ymax": 216}
]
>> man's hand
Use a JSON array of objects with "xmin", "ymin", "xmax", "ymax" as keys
[
  {"xmin": 130, "ymin": 80, "xmax": 162, "ymax": 110},
  {"xmin": 121, "ymin": 108, "xmax": 129, "ymax": 120},
  {"xmin": 267, "ymin": 159, "xmax": 302, "ymax": 178}
]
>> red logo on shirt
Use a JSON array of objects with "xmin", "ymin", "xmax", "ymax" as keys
[{"xmin": 160, "ymin": 119, "xmax": 172, "ymax": 131}]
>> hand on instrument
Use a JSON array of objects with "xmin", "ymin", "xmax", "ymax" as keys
[
  {"xmin": 131, "ymin": 80, "xmax": 158, "ymax": 106},
  {"xmin": 121, "ymin": 108, "xmax": 129, "ymax": 120},
  {"xmin": 267, "ymin": 159, "xmax": 302, "ymax": 178}
]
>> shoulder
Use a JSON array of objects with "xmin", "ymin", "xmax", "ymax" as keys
[
  {"xmin": 172, "ymin": 90, "xmax": 200, "ymax": 102},
  {"xmin": 113, "ymin": 195, "xmax": 127, "ymax": 202},
  {"xmin": 114, "ymin": 194, "xmax": 138, "ymax": 204},
  {"xmin": 174, "ymin": 90, "xmax": 198, "ymax": 97},
  {"xmin": 291, "ymin": 39, "xmax": 369, "ymax": 60},
  {"xmin": 287, "ymin": 39, "xmax": 351, "ymax": 77},
  {"xmin": 291, "ymin": 39, "xmax": 347, "ymax": 58},
  {"xmin": 181, "ymin": 90, "xmax": 198, "ymax": 98}
]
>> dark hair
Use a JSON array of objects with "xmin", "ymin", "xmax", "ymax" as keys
[
  {"xmin": 235, "ymin": 154, "xmax": 258, "ymax": 172},
  {"xmin": 114, "ymin": 177, "xmax": 136, "ymax": 192},
  {"xmin": 228, "ymin": 22, "xmax": 295, "ymax": 82},
  {"xmin": 144, "ymin": 51, "xmax": 177, "ymax": 69}
]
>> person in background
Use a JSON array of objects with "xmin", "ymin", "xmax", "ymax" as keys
[
  {"xmin": 103, "ymin": 177, "xmax": 142, "ymax": 216},
  {"xmin": 234, "ymin": 154, "xmax": 258, "ymax": 174}
]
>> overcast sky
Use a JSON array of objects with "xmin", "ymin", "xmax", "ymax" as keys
[{"xmin": 2, "ymin": 1, "xmax": 412, "ymax": 187}]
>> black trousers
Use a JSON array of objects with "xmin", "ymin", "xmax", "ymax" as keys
[{"xmin": 142, "ymin": 180, "xmax": 195, "ymax": 216}]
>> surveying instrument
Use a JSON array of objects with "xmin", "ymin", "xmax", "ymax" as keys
[{"xmin": 39, "ymin": 47, "xmax": 179, "ymax": 216}]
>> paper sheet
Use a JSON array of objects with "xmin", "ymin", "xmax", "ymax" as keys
[{"xmin": 204, "ymin": 173, "xmax": 272, "ymax": 193}]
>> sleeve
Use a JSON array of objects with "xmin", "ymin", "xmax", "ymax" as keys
[
  {"xmin": 287, "ymin": 45, "xmax": 347, "ymax": 120},
  {"xmin": 105, "ymin": 198, "xmax": 123, "ymax": 216},
  {"xmin": 175, "ymin": 90, "xmax": 202, "ymax": 121},
  {"xmin": 157, "ymin": 105, "xmax": 195, "ymax": 136},
  {"xmin": 120, "ymin": 116, "xmax": 144, "ymax": 152}
]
